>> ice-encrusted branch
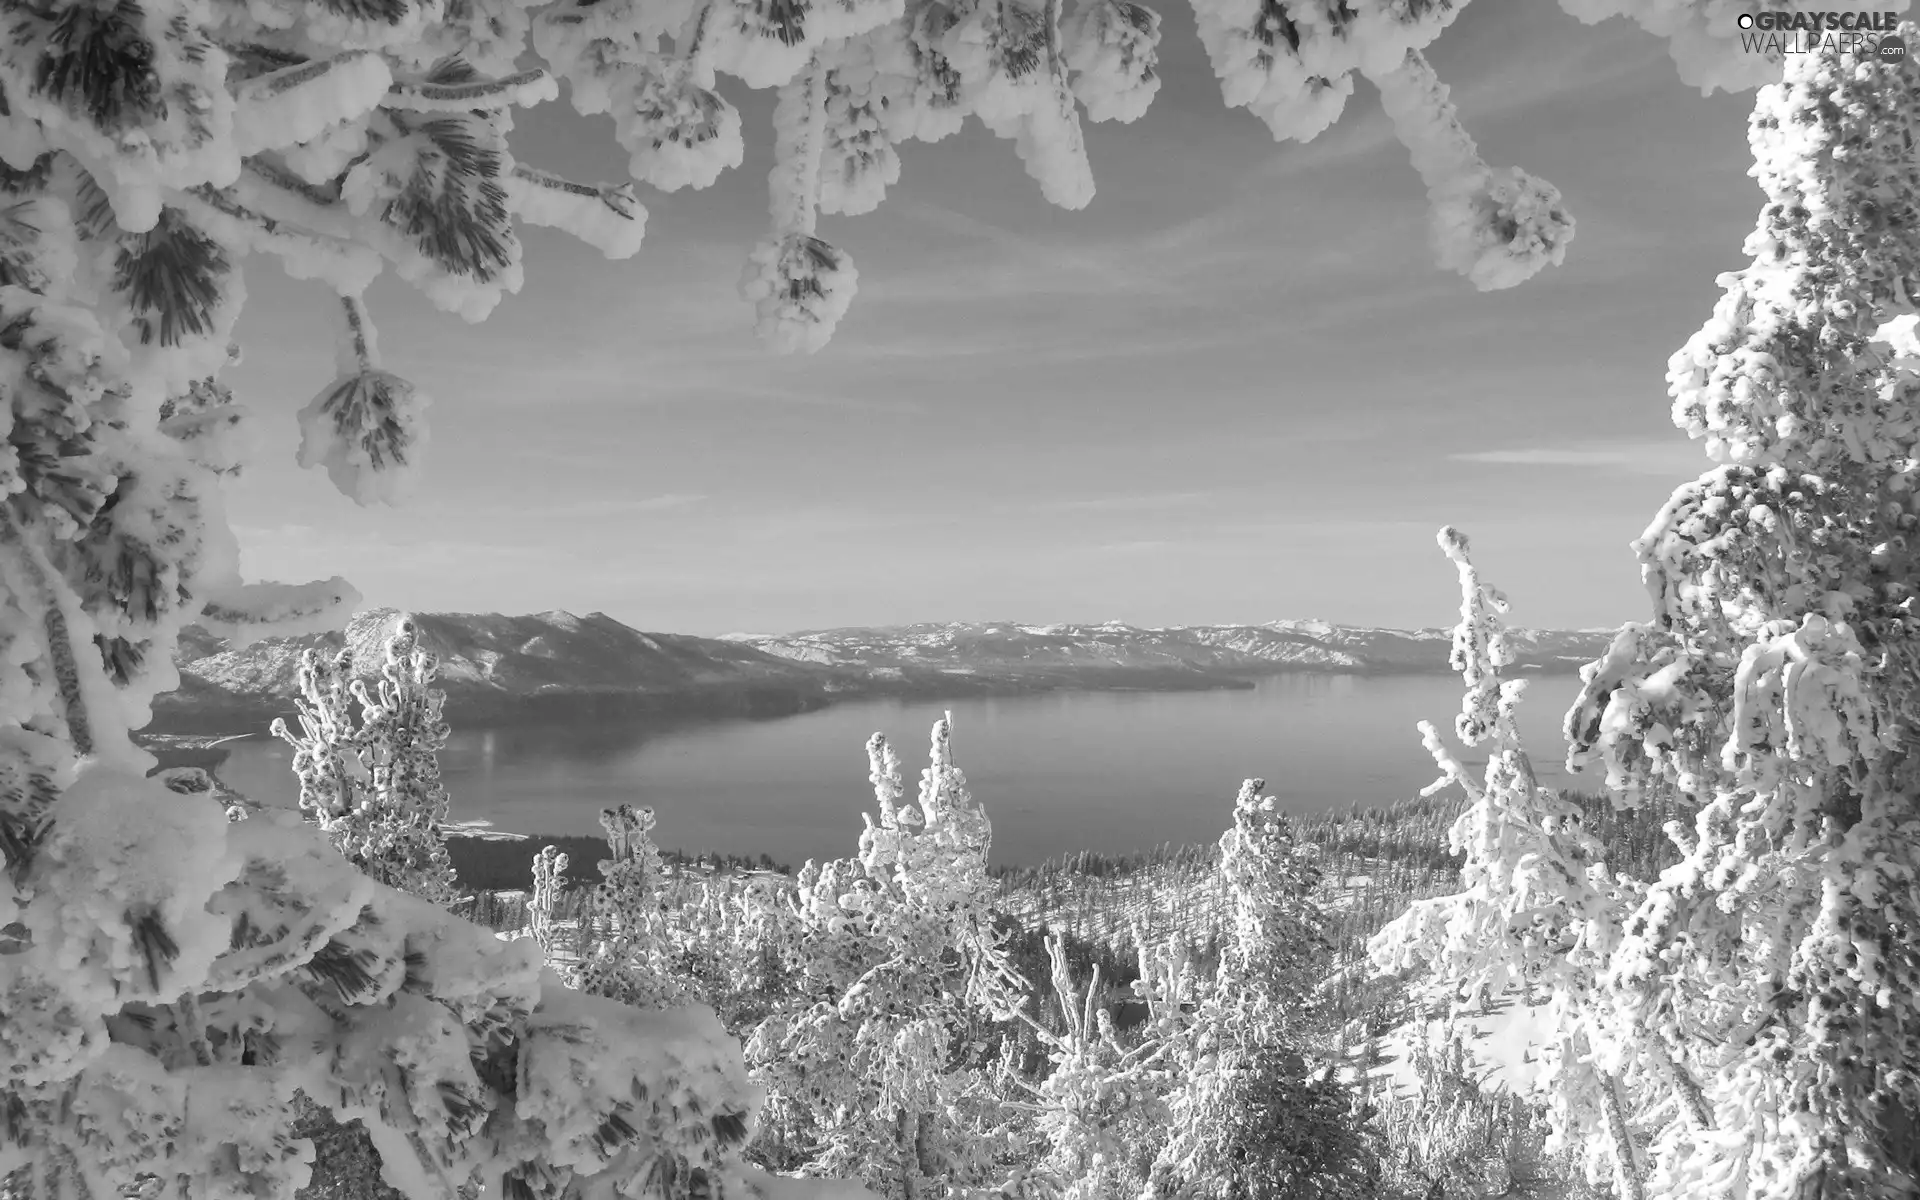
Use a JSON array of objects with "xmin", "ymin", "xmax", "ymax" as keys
[
  {"xmin": 231, "ymin": 51, "xmax": 394, "ymax": 156},
  {"xmin": 384, "ymin": 68, "xmax": 561, "ymax": 112},
  {"xmin": 196, "ymin": 577, "xmax": 365, "ymax": 649},
  {"xmin": 1370, "ymin": 49, "xmax": 1575, "ymax": 291},
  {"xmin": 504, "ymin": 164, "xmax": 649, "ymax": 259},
  {"xmin": 294, "ymin": 294, "xmax": 432, "ymax": 505},
  {"xmin": 742, "ymin": 57, "xmax": 858, "ymax": 354}
]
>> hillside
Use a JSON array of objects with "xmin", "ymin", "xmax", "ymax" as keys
[
  {"xmin": 728, "ymin": 619, "xmax": 1613, "ymax": 677},
  {"xmin": 148, "ymin": 610, "xmax": 1618, "ymax": 734}
]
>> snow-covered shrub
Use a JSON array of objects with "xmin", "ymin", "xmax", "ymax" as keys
[
  {"xmin": 1375, "ymin": 1020, "xmax": 1570, "ymax": 1200},
  {"xmin": 271, "ymin": 616, "xmax": 461, "ymax": 906},
  {"xmin": 537, "ymin": 804, "xmax": 802, "ymax": 1028},
  {"xmin": 745, "ymin": 718, "xmax": 1027, "ymax": 1199}
]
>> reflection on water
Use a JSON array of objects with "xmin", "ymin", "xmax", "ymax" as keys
[{"xmin": 217, "ymin": 672, "xmax": 1588, "ymax": 869}]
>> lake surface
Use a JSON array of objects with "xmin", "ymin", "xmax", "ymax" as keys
[{"xmin": 217, "ymin": 672, "xmax": 1590, "ymax": 869}]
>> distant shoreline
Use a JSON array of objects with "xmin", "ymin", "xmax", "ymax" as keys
[
  {"xmin": 143, "ymin": 660, "xmax": 1591, "ymax": 739},
  {"xmin": 136, "ymin": 663, "xmax": 1589, "ymax": 806}
]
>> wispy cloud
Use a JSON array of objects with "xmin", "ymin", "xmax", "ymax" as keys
[
  {"xmin": 1091, "ymin": 540, "xmax": 1176, "ymax": 554},
  {"xmin": 881, "ymin": 202, "xmax": 1203, "ymax": 303},
  {"xmin": 1045, "ymin": 490, "xmax": 1217, "ymax": 513},
  {"xmin": 1450, "ymin": 440, "xmax": 1703, "ymax": 475},
  {"xmin": 529, "ymin": 493, "xmax": 710, "ymax": 518},
  {"xmin": 727, "ymin": 506, "xmax": 925, "ymax": 542}
]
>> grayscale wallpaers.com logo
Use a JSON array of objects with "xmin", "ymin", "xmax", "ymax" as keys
[{"xmin": 1737, "ymin": 10, "xmax": 1906, "ymax": 59}]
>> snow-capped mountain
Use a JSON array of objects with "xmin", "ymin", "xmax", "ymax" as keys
[
  {"xmin": 149, "ymin": 610, "xmax": 1618, "ymax": 733},
  {"xmin": 726, "ymin": 619, "xmax": 1614, "ymax": 677},
  {"xmin": 151, "ymin": 608, "xmax": 840, "ymax": 732}
]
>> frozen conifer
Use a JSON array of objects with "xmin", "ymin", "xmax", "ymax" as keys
[
  {"xmin": 746, "ymin": 718, "xmax": 1024, "ymax": 1198},
  {"xmin": 1562, "ymin": 30, "xmax": 1920, "ymax": 1199},
  {"xmin": 1370, "ymin": 529, "xmax": 1641, "ymax": 1197},
  {"xmin": 1372, "ymin": 31, "xmax": 1920, "ymax": 1200}
]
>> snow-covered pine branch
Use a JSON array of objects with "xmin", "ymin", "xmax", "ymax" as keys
[
  {"xmin": 0, "ymin": 0, "xmax": 1833, "ymax": 429},
  {"xmin": 2, "ymin": 769, "xmax": 779, "ymax": 1200},
  {"xmin": 1368, "ymin": 50, "xmax": 1575, "ymax": 291},
  {"xmin": 1061, "ymin": 0, "xmax": 1162, "ymax": 124},
  {"xmin": 742, "ymin": 56, "xmax": 860, "ymax": 354},
  {"xmin": 945, "ymin": 0, "xmax": 1097, "ymax": 210},
  {"xmin": 296, "ymin": 293, "xmax": 432, "ymax": 506},
  {"xmin": 195, "ymin": 576, "xmax": 366, "ymax": 651},
  {"xmin": 504, "ymin": 165, "xmax": 650, "ymax": 260}
]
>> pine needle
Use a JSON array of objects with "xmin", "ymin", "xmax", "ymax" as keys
[
  {"xmin": 302, "ymin": 937, "xmax": 382, "ymax": 1002},
  {"xmin": 127, "ymin": 905, "xmax": 180, "ymax": 993}
]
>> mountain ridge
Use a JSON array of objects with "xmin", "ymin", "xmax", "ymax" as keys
[
  {"xmin": 147, "ymin": 610, "xmax": 1618, "ymax": 735},
  {"xmin": 725, "ymin": 619, "xmax": 1611, "ymax": 676}
]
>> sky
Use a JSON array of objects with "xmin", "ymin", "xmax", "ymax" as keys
[{"xmin": 222, "ymin": 0, "xmax": 1765, "ymax": 637}]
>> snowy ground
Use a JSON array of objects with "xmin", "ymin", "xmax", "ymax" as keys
[{"xmin": 1349, "ymin": 991, "xmax": 1556, "ymax": 1100}]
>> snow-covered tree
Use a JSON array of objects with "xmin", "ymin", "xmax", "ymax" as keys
[
  {"xmin": 1369, "ymin": 528, "xmax": 1642, "ymax": 1197},
  {"xmin": 528, "ymin": 844, "xmax": 571, "ymax": 962},
  {"xmin": 569, "ymin": 803, "xmax": 688, "ymax": 1009},
  {"xmin": 746, "ymin": 719, "xmax": 1026, "ymax": 1199},
  {"xmin": 1374, "ymin": 31, "xmax": 1920, "ymax": 1200},
  {"xmin": 266, "ymin": 614, "xmax": 481, "ymax": 1200},
  {"xmin": 1147, "ymin": 780, "xmax": 1376, "ymax": 1200},
  {"xmin": 1557, "ymin": 29, "xmax": 1920, "ymax": 1200},
  {"xmin": 658, "ymin": 869, "xmax": 801, "ymax": 1029},
  {"xmin": 532, "ymin": 808, "xmax": 795, "ymax": 1028},
  {"xmin": 1213, "ymin": 777, "xmax": 1328, "ymax": 1010},
  {"xmin": 272, "ymin": 615, "xmax": 461, "ymax": 906}
]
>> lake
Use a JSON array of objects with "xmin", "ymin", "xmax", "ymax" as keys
[{"xmin": 216, "ymin": 672, "xmax": 1591, "ymax": 869}]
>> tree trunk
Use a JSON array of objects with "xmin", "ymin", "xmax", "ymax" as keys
[
  {"xmin": 896, "ymin": 1108, "xmax": 917, "ymax": 1200},
  {"xmin": 1600, "ymin": 1070, "xmax": 1646, "ymax": 1200}
]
